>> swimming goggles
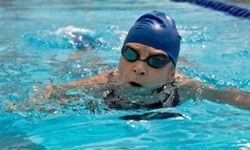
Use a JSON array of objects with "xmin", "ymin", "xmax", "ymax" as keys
[{"xmin": 121, "ymin": 48, "xmax": 170, "ymax": 68}]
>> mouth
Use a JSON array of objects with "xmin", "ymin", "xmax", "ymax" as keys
[{"xmin": 128, "ymin": 81, "xmax": 143, "ymax": 87}]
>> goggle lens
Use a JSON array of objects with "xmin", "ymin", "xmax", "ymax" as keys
[
  {"xmin": 148, "ymin": 56, "xmax": 168, "ymax": 68},
  {"xmin": 122, "ymin": 48, "xmax": 138, "ymax": 62}
]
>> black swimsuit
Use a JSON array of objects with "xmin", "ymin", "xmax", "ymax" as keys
[{"xmin": 103, "ymin": 72, "xmax": 181, "ymax": 110}]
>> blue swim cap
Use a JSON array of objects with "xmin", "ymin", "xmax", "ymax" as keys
[{"xmin": 123, "ymin": 10, "xmax": 181, "ymax": 66}]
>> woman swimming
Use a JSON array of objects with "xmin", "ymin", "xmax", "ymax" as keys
[{"xmin": 44, "ymin": 10, "xmax": 250, "ymax": 110}]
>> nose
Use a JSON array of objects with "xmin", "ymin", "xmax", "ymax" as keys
[{"xmin": 132, "ymin": 65, "xmax": 147, "ymax": 76}]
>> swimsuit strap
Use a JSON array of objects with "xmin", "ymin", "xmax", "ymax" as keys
[
  {"xmin": 161, "ymin": 81, "xmax": 180, "ymax": 107},
  {"xmin": 146, "ymin": 82, "xmax": 180, "ymax": 109}
]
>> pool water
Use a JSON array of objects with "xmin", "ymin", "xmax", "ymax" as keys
[{"xmin": 0, "ymin": 0, "xmax": 250, "ymax": 149}]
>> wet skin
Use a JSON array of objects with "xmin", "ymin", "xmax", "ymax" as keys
[{"xmin": 7, "ymin": 43, "xmax": 250, "ymax": 112}]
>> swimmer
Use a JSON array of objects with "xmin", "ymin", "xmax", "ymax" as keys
[
  {"xmin": 55, "ymin": 26, "xmax": 104, "ymax": 50},
  {"xmin": 43, "ymin": 10, "xmax": 250, "ymax": 110},
  {"xmin": 55, "ymin": 26, "xmax": 104, "ymax": 61}
]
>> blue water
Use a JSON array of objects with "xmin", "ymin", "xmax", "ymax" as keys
[{"xmin": 0, "ymin": 0, "xmax": 250, "ymax": 149}]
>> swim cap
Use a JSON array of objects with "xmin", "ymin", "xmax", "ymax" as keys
[{"xmin": 123, "ymin": 10, "xmax": 181, "ymax": 66}]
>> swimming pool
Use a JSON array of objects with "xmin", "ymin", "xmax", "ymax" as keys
[{"xmin": 0, "ymin": 0, "xmax": 250, "ymax": 149}]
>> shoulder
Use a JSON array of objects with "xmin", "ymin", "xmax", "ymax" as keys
[
  {"xmin": 106, "ymin": 69, "xmax": 120, "ymax": 84},
  {"xmin": 175, "ymin": 73, "xmax": 203, "ymax": 92},
  {"xmin": 174, "ymin": 73, "xmax": 201, "ymax": 101},
  {"xmin": 175, "ymin": 73, "xmax": 192, "ymax": 85}
]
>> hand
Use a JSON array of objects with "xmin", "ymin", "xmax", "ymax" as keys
[{"xmin": 44, "ymin": 84, "xmax": 55, "ymax": 99}]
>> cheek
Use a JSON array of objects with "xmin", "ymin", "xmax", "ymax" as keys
[
  {"xmin": 148, "ymin": 67, "xmax": 173, "ymax": 83},
  {"xmin": 119, "ymin": 58, "xmax": 132, "ymax": 78},
  {"xmin": 149, "ymin": 70, "xmax": 166, "ymax": 81}
]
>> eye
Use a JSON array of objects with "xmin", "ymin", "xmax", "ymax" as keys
[
  {"xmin": 148, "ymin": 56, "xmax": 168, "ymax": 68},
  {"xmin": 122, "ymin": 48, "xmax": 139, "ymax": 62}
]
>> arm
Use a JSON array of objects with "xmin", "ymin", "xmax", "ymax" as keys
[
  {"xmin": 57, "ymin": 72, "xmax": 110, "ymax": 89},
  {"xmin": 6, "ymin": 72, "xmax": 112, "ymax": 113},
  {"xmin": 201, "ymin": 87, "xmax": 250, "ymax": 109},
  {"xmin": 177, "ymin": 75, "xmax": 250, "ymax": 109},
  {"xmin": 44, "ymin": 71, "xmax": 114, "ymax": 99}
]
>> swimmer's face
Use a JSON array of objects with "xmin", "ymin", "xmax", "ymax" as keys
[{"xmin": 118, "ymin": 43, "xmax": 175, "ymax": 89}]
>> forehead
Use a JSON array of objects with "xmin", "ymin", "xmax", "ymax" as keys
[{"xmin": 124, "ymin": 43, "xmax": 168, "ymax": 57}]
